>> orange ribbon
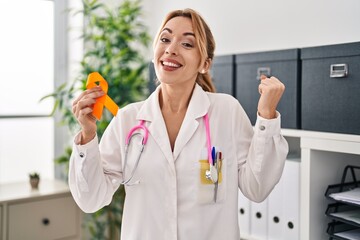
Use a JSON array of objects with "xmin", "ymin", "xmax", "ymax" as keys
[{"xmin": 86, "ymin": 72, "xmax": 119, "ymax": 120}]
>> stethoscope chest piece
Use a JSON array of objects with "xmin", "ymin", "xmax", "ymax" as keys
[{"xmin": 205, "ymin": 165, "xmax": 218, "ymax": 183}]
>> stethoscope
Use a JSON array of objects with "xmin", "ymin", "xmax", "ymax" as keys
[{"xmin": 121, "ymin": 113, "xmax": 217, "ymax": 186}]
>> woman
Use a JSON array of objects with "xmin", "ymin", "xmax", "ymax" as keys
[{"xmin": 69, "ymin": 8, "xmax": 288, "ymax": 240}]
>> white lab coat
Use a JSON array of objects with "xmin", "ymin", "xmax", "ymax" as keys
[{"xmin": 69, "ymin": 83, "xmax": 288, "ymax": 240}]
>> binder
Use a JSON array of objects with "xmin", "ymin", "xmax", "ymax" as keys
[
  {"xmin": 250, "ymin": 198, "xmax": 268, "ymax": 239},
  {"xmin": 238, "ymin": 190, "xmax": 251, "ymax": 238},
  {"xmin": 267, "ymin": 168, "xmax": 285, "ymax": 240},
  {"xmin": 282, "ymin": 159, "xmax": 300, "ymax": 240}
]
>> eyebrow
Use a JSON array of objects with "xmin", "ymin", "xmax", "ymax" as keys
[{"xmin": 161, "ymin": 27, "xmax": 195, "ymax": 37}]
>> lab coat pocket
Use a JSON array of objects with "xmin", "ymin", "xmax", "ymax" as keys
[{"xmin": 197, "ymin": 148, "xmax": 226, "ymax": 204}]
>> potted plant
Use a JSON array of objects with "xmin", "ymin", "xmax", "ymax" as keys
[
  {"xmin": 29, "ymin": 172, "xmax": 40, "ymax": 189},
  {"xmin": 42, "ymin": 0, "xmax": 150, "ymax": 239}
]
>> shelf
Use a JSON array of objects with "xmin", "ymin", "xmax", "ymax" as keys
[
  {"xmin": 282, "ymin": 129, "xmax": 360, "ymax": 143},
  {"xmin": 326, "ymin": 203, "xmax": 360, "ymax": 227},
  {"xmin": 327, "ymin": 221, "xmax": 360, "ymax": 240}
]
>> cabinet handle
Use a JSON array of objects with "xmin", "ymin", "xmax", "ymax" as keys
[
  {"xmin": 330, "ymin": 63, "xmax": 348, "ymax": 78},
  {"xmin": 256, "ymin": 67, "xmax": 271, "ymax": 81},
  {"xmin": 42, "ymin": 218, "xmax": 50, "ymax": 226}
]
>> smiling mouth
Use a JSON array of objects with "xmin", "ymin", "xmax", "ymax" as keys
[{"xmin": 161, "ymin": 61, "xmax": 183, "ymax": 68}]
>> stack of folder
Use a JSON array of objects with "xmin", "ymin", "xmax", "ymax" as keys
[{"xmin": 325, "ymin": 165, "xmax": 360, "ymax": 240}]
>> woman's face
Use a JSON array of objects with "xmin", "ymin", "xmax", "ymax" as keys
[{"xmin": 154, "ymin": 16, "xmax": 202, "ymax": 87}]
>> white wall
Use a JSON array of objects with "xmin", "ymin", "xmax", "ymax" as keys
[{"xmin": 141, "ymin": 0, "xmax": 360, "ymax": 56}]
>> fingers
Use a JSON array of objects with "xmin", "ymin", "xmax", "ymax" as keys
[
  {"xmin": 72, "ymin": 86, "xmax": 103, "ymax": 107},
  {"xmin": 257, "ymin": 75, "xmax": 286, "ymax": 119},
  {"xmin": 258, "ymin": 75, "xmax": 285, "ymax": 95},
  {"xmin": 72, "ymin": 86, "xmax": 105, "ymax": 127},
  {"xmin": 72, "ymin": 86, "xmax": 105, "ymax": 115}
]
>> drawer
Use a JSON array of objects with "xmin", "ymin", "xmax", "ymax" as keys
[
  {"xmin": 211, "ymin": 55, "xmax": 235, "ymax": 95},
  {"xmin": 301, "ymin": 42, "xmax": 360, "ymax": 135},
  {"xmin": 8, "ymin": 196, "xmax": 79, "ymax": 240},
  {"xmin": 236, "ymin": 49, "xmax": 300, "ymax": 128}
]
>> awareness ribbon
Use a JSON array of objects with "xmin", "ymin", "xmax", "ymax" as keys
[{"xmin": 86, "ymin": 72, "xmax": 119, "ymax": 120}]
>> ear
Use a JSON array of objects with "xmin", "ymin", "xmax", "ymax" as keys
[{"xmin": 200, "ymin": 58, "xmax": 212, "ymax": 74}]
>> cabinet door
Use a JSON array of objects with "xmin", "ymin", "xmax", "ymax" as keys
[
  {"xmin": 211, "ymin": 55, "xmax": 234, "ymax": 95},
  {"xmin": 8, "ymin": 196, "xmax": 79, "ymax": 240},
  {"xmin": 236, "ymin": 49, "xmax": 300, "ymax": 129}
]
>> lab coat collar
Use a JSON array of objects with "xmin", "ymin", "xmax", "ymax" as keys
[
  {"xmin": 136, "ymin": 83, "xmax": 210, "ymax": 163},
  {"xmin": 136, "ymin": 83, "xmax": 210, "ymax": 122}
]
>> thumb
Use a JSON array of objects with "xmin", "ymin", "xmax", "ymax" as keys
[{"xmin": 258, "ymin": 74, "xmax": 267, "ymax": 94}]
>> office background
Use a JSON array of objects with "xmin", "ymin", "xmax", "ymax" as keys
[
  {"xmin": 0, "ymin": 0, "xmax": 359, "ymax": 239},
  {"xmin": 1, "ymin": 0, "xmax": 359, "ymax": 184}
]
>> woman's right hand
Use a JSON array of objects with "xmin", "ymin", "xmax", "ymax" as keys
[{"xmin": 72, "ymin": 86, "xmax": 105, "ymax": 144}]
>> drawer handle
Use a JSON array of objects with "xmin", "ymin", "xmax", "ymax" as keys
[
  {"xmin": 42, "ymin": 218, "xmax": 50, "ymax": 226},
  {"xmin": 330, "ymin": 63, "xmax": 348, "ymax": 78},
  {"xmin": 257, "ymin": 67, "xmax": 271, "ymax": 81}
]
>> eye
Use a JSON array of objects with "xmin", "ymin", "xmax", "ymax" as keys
[
  {"xmin": 160, "ymin": 37, "xmax": 170, "ymax": 43},
  {"xmin": 182, "ymin": 42, "xmax": 194, "ymax": 48}
]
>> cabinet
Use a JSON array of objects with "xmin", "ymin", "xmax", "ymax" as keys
[
  {"xmin": 301, "ymin": 42, "xmax": 360, "ymax": 135},
  {"xmin": 235, "ymin": 49, "xmax": 300, "ymax": 129},
  {"xmin": 283, "ymin": 129, "xmax": 360, "ymax": 240},
  {"xmin": 211, "ymin": 55, "xmax": 235, "ymax": 95},
  {"xmin": 0, "ymin": 179, "xmax": 81, "ymax": 240},
  {"xmin": 238, "ymin": 130, "xmax": 360, "ymax": 240}
]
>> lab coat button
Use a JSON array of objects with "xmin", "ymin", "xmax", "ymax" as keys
[
  {"xmin": 79, "ymin": 152, "xmax": 85, "ymax": 158},
  {"xmin": 259, "ymin": 125, "xmax": 266, "ymax": 131}
]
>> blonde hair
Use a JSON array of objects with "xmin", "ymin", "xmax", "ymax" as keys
[{"xmin": 153, "ymin": 8, "xmax": 216, "ymax": 93}]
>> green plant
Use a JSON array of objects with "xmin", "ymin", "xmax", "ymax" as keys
[
  {"xmin": 42, "ymin": 0, "xmax": 150, "ymax": 239},
  {"xmin": 29, "ymin": 172, "xmax": 40, "ymax": 179}
]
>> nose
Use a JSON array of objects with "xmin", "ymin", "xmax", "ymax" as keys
[{"xmin": 165, "ymin": 41, "xmax": 178, "ymax": 55}]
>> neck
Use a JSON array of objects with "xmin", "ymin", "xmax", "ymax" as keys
[{"xmin": 159, "ymin": 82, "xmax": 195, "ymax": 113}]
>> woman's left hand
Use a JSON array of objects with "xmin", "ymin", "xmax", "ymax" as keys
[{"xmin": 257, "ymin": 75, "xmax": 285, "ymax": 119}]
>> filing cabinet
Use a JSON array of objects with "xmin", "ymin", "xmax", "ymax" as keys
[
  {"xmin": 0, "ymin": 180, "xmax": 81, "ymax": 240},
  {"xmin": 211, "ymin": 55, "xmax": 235, "ymax": 95},
  {"xmin": 301, "ymin": 42, "xmax": 360, "ymax": 135},
  {"xmin": 236, "ymin": 49, "xmax": 300, "ymax": 128},
  {"xmin": 148, "ymin": 62, "xmax": 157, "ymax": 95}
]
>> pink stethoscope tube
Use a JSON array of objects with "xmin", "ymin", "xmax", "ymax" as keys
[
  {"xmin": 204, "ymin": 113, "xmax": 213, "ymax": 166},
  {"xmin": 126, "ymin": 120, "xmax": 148, "ymax": 145},
  {"xmin": 121, "ymin": 114, "xmax": 212, "ymax": 186}
]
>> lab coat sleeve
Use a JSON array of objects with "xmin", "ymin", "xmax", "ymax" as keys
[
  {"xmin": 235, "ymin": 103, "xmax": 289, "ymax": 203},
  {"xmin": 68, "ymin": 114, "xmax": 123, "ymax": 213}
]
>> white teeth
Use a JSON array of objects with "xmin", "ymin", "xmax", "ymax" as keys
[{"xmin": 163, "ymin": 61, "xmax": 180, "ymax": 67}]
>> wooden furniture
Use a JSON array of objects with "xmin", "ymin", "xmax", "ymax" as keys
[{"xmin": 0, "ymin": 179, "xmax": 81, "ymax": 240}]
